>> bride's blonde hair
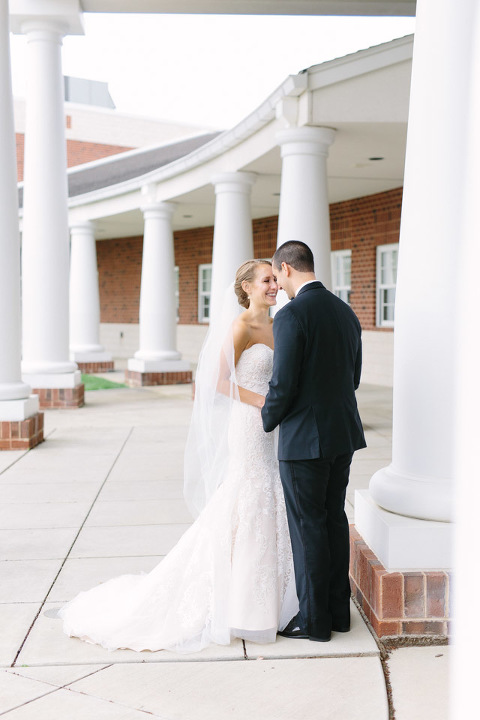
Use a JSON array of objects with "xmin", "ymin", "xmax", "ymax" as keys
[{"xmin": 234, "ymin": 259, "xmax": 272, "ymax": 309}]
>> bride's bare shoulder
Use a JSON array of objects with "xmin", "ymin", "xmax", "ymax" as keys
[{"xmin": 232, "ymin": 316, "xmax": 252, "ymax": 360}]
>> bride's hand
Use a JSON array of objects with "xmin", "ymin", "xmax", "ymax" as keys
[{"xmin": 256, "ymin": 394, "xmax": 266, "ymax": 409}]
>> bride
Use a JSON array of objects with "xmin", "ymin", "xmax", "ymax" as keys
[{"xmin": 59, "ymin": 259, "xmax": 298, "ymax": 653}]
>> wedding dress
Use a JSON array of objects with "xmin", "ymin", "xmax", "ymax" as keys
[{"xmin": 59, "ymin": 343, "xmax": 298, "ymax": 653}]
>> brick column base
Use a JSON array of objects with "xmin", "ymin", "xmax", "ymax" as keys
[
  {"xmin": 349, "ymin": 525, "xmax": 450, "ymax": 640},
  {"xmin": 125, "ymin": 370, "xmax": 192, "ymax": 387},
  {"xmin": 33, "ymin": 384, "xmax": 85, "ymax": 409},
  {"xmin": 0, "ymin": 413, "xmax": 44, "ymax": 450},
  {"xmin": 76, "ymin": 361, "xmax": 115, "ymax": 374}
]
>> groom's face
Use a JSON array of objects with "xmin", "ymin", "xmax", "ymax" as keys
[{"xmin": 273, "ymin": 262, "xmax": 294, "ymax": 300}]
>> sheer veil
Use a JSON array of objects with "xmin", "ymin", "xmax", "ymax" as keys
[{"xmin": 183, "ymin": 283, "xmax": 244, "ymax": 518}]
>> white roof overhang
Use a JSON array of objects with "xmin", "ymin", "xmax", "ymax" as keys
[
  {"xmin": 19, "ymin": 35, "xmax": 412, "ymax": 240},
  {"xmin": 79, "ymin": 1, "xmax": 415, "ymax": 18}
]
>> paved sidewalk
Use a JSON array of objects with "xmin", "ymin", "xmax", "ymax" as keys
[{"xmin": 0, "ymin": 381, "xmax": 449, "ymax": 719}]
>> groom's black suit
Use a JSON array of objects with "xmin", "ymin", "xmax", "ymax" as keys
[{"xmin": 261, "ymin": 281, "xmax": 366, "ymax": 638}]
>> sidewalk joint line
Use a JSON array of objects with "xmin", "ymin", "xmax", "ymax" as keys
[
  {"xmin": 10, "ymin": 427, "xmax": 135, "ymax": 668},
  {"xmin": 350, "ymin": 594, "xmax": 395, "ymax": 719},
  {"xmin": 0, "ymin": 428, "xmax": 57, "ymax": 477}
]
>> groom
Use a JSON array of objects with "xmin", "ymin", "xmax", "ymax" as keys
[{"xmin": 261, "ymin": 240, "xmax": 366, "ymax": 642}]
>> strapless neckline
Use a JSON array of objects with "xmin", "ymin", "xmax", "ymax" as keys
[{"xmin": 243, "ymin": 343, "xmax": 273, "ymax": 353}]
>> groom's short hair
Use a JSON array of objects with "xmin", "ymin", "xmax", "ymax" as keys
[{"xmin": 273, "ymin": 241, "xmax": 315, "ymax": 273}]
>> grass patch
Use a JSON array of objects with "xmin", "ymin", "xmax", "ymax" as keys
[{"xmin": 81, "ymin": 374, "xmax": 127, "ymax": 391}]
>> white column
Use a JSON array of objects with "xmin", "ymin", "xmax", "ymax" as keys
[
  {"xmin": 355, "ymin": 0, "xmax": 469, "ymax": 570},
  {"xmin": 0, "ymin": 0, "xmax": 38, "ymax": 420},
  {"xmin": 128, "ymin": 202, "xmax": 189, "ymax": 373},
  {"xmin": 451, "ymin": 2, "xmax": 480, "ymax": 716},
  {"xmin": 19, "ymin": 18, "xmax": 80, "ymax": 390},
  {"xmin": 69, "ymin": 222, "xmax": 111, "ymax": 363},
  {"xmin": 276, "ymin": 127, "xmax": 335, "ymax": 299},
  {"xmin": 210, "ymin": 172, "xmax": 256, "ymax": 324}
]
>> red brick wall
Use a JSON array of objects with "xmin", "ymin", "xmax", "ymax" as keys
[
  {"xmin": 175, "ymin": 226, "xmax": 214, "ymax": 324},
  {"xmin": 253, "ymin": 215, "xmax": 278, "ymax": 260},
  {"xmin": 330, "ymin": 187, "xmax": 402, "ymax": 331},
  {"xmin": 96, "ymin": 188, "xmax": 402, "ymax": 329},
  {"xmin": 16, "ymin": 133, "xmax": 133, "ymax": 182},
  {"xmin": 97, "ymin": 236, "xmax": 143, "ymax": 324}
]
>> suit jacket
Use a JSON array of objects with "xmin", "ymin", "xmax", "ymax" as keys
[{"xmin": 261, "ymin": 281, "xmax": 366, "ymax": 461}]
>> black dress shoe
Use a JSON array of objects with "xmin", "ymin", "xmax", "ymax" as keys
[
  {"xmin": 278, "ymin": 614, "xmax": 330, "ymax": 642},
  {"xmin": 332, "ymin": 625, "xmax": 350, "ymax": 633},
  {"xmin": 278, "ymin": 614, "xmax": 308, "ymax": 639}
]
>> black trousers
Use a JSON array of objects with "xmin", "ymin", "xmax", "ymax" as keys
[{"xmin": 279, "ymin": 453, "xmax": 353, "ymax": 637}]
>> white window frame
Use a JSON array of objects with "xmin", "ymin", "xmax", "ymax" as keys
[
  {"xmin": 376, "ymin": 243, "xmax": 399, "ymax": 328},
  {"xmin": 198, "ymin": 263, "xmax": 212, "ymax": 323},
  {"xmin": 331, "ymin": 249, "xmax": 352, "ymax": 306}
]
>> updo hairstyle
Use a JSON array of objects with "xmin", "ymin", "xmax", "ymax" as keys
[{"xmin": 234, "ymin": 259, "xmax": 272, "ymax": 309}]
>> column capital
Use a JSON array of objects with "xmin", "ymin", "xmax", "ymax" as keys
[
  {"xmin": 276, "ymin": 126, "xmax": 336, "ymax": 157},
  {"xmin": 70, "ymin": 220, "xmax": 95, "ymax": 235},
  {"xmin": 10, "ymin": 0, "xmax": 84, "ymax": 36},
  {"xmin": 141, "ymin": 201, "xmax": 175, "ymax": 220},
  {"xmin": 211, "ymin": 171, "xmax": 257, "ymax": 195}
]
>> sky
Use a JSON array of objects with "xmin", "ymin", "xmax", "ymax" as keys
[{"xmin": 9, "ymin": 12, "xmax": 416, "ymax": 130}]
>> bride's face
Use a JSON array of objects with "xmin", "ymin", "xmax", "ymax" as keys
[{"xmin": 245, "ymin": 264, "xmax": 278, "ymax": 308}]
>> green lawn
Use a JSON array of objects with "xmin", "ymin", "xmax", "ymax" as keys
[{"xmin": 81, "ymin": 374, "xmax": 127, "ymax": 391}]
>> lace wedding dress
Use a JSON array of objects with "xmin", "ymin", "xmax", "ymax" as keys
[{"xmin": 59, "ymin": 343, "xmax": 298, "ymax": 653}]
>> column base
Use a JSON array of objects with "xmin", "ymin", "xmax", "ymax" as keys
[
  {"xmin": 70, "ymin": 350, "xmax": 114, "ymax": 374},
  {"xmin": 355, "ymin": 489, "xmax": 452, "ymax": 570},
  {"xmin": 32, "ymin": 385, "xmax": 85, "ymax": 409},
  {"xmin": 125, "ymin": 369, "xmax": 192, "ymax": 387},
  {"xmin": 0, "ymin": 412, "xmax": 44, "ymax": 450},
  {"xmin": 76, "ymin": 361, "xmax": 115, "ymax": 374},
  {"xmin": 349, "ymin": 525, "xmax": 450, "ymax": 641},
  {"xmin": 126, "ymin": 357, "xmax": 192, "ymax": 387}
]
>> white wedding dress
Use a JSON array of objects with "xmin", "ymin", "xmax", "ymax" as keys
[{"xmin": 59, "ymin": 343, "xmax": 298, "ymax": 653}]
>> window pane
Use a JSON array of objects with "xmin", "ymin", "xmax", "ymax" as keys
[
  {"xmin": 343, "ymin": 255, "xmax": 351, "ymax": 286},
  {"xmin": 383, "ymin": 303, "xmax": 395, "ymax": 322},
  {"xmin": 381, "ymin": 249, "xmax": 398, "ymax": 285},
  {"xmin": 203, "ymin": 297, "xmax": 210, "ymax": 319},
  {"xmin": 335, "ymin": 255, "xmax": 342, "ymax": 280},
  {"xmin": 385, "ymin": 288, "xmax": 396, "ymax": 305}
]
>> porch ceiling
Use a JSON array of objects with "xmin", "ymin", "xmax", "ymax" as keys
[
  {"xmin": 93, "ymin": 118, "xmax": 406, "ymax": 240},
  {"xmin": 80, "ymin": 1, "xmax": 416, "ymax": 17}
]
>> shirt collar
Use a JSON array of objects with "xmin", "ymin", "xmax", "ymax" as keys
[{"xmin": 295, "ymin": 279, "xmax": 318, "ymax": 297}]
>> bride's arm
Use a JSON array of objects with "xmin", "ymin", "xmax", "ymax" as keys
[{"xmin": 216, "ymin": 321, "xmax": 265, "ymax": 409}]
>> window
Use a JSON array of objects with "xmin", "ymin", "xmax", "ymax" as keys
[
  {"xmin": 174, "ymin": 266, "xmax": 179, "ymax": 322},
  {"xmin": 331, "ymin": 250, "xmax": 351, "ymax": 305},
  {"xmin": 198, "ymin": 264, "xmax": 212, "ymax": 323},
  {"xmin": 376, "ymin": 244, "xmax": 398, "ymax": 327}
]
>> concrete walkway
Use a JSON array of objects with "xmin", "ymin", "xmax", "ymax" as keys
[{"xmin": 0, "ymin": 380, "xmax": 449, "ymax": 719}]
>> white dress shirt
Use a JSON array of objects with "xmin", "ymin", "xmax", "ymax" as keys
[{"xmin": 295, "ymin": 279, "xmax": 318, "ymax": 296}]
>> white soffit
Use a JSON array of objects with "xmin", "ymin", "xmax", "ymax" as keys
[{"xmin": 80, "ymin": 1, "xmax": 416, "ymax": 18}]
